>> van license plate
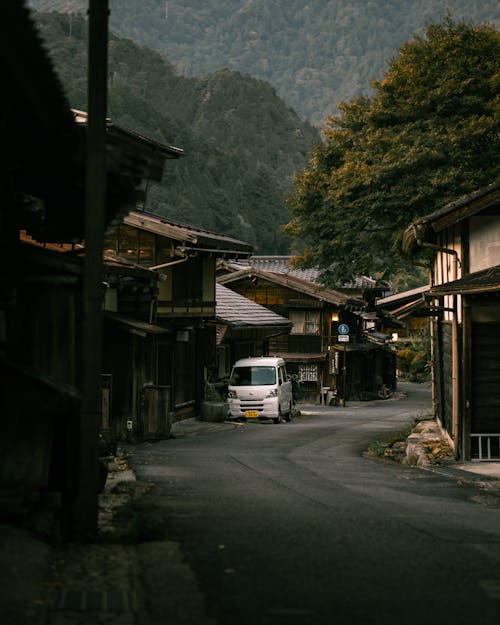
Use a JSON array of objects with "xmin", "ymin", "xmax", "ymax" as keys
[{"xmin": 245, "ymin": 411, "xmax": 259, "ymax": 418}]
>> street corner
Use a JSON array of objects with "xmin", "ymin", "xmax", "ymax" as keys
[
  {"xmin": 365, "ymin": 416, "xmax": 455, "ymax": 467},
  {"xmin": 403, "ymin": 418, "xmax": 455, "ymax": 467}
]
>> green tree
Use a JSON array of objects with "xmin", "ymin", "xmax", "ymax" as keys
[{"xmin": 285, "ymin": 19, "xmax": 500, "ymax": 286}]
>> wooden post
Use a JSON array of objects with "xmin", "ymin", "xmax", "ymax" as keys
[
  {"xmin": 462, "ymin": 298, "xmax": 472, "ymax": 460},
  {"xmin": 73, "ymin": 0, "xmax": 109, "ymax": 539},
  {"xmin": 342, "ymin": 344, "xmax": 347, "ymax": 406}
]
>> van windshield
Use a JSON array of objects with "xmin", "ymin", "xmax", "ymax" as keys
[{"xmin": 231, "ymin": 366, "xmax": 276, "ymax": 386}]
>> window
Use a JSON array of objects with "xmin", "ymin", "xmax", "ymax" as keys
[
  {"xmin": 104, "ymin": 226, "xmax": 157, "ymax": 266},
  {"xmin": 298, "ymin": 364, "xmax": 318, "ymax": 382},
  {"xmin": 289, "ymin": 310, "xmax": 320, "ymax": 335}
]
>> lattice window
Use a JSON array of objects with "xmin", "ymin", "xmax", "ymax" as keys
[
  {"xmin": 290, "ymin": 311, "xmax": 320, "ymax": 335},
  {"xmin": 298, "ymin": 363, "xmax": 318, "ymax": 382}
]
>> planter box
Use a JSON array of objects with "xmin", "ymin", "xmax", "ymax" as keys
[{"xmin": 200, "ymin": 401, "xmax": 228, "ymax": 422}]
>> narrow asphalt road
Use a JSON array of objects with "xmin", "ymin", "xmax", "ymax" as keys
[{"xmin": 129, "ymin": 383, "xmax": 500, "ymax": 625}]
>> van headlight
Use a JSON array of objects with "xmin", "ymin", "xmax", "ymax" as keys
[
  {"xmin": 227, "ymin": 390, "xmax": 237, "ymax": 399},
  {"xmin": 265, "ymin": 389, "xmax": 278, "ymax": 398}
]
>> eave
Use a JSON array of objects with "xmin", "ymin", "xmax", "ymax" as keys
[
  {"xmin": 429, "ymin": 265, "xmax": 500, "ymax": 296},
  {"xmin": 403, "ymin": 180, "xmax": 500, "ymax": 255},
  {"xmin": 124, "ymin": 210, "xmax": 254, "ymax": 257}
]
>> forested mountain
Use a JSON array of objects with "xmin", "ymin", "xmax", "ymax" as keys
[
  {"xmin": 32, "ymin": 11, "xmax": 319, "ymax": 253},
  {"xmin": 30, "ymin": 0, "xmax": 500, "ymax": 126}
]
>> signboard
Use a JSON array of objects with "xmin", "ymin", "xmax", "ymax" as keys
[
  {"xmin": 338, "ymin": 335, "xmax": 350, "ymax": 342},
  {"xmin": 338, "ymin": 323, "xmax": 350, "ymax": 335}
]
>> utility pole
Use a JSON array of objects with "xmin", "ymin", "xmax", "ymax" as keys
[{"xmin": 73, "ymin": 0, "xmax": 109, "ymax": 538}]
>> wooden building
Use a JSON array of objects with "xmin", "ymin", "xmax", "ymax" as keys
[
  {"xmin": 0, "ymin": 2, "xmax": 183, "ymax": 536},
  {"xmin": 218, "ymin": 261, "xmax": 395, "ymax": 401},
  {"xmin": 374, "ymin": 286, "xmax": 430, "ymax": 381},
  {"xmin": 102, "ymin": 210, "xmax": 253, "ymax": 437},
  {"xmin": 375, "ymin": 286, "xmax": 430, "ymax": 342},
  {"xmin": 403, "ymin": 180, "xmax": 500, "ymax": 461},
  {"xmin": 213, "ymin": 282, "xmax": 292, "ymax": 380}
]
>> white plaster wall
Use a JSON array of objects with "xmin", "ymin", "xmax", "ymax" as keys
[
  {"xmin": 470, "ymin": 216, "xmax": 500, "ymax": 272},
  {"xmin": 433, "ymin": 227, "xmax": 461, "ymax": 322}
]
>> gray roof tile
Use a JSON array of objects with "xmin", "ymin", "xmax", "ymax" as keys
[{"xmin": 216, "ymin": 283, "xmax": 291, "ymax": 328}]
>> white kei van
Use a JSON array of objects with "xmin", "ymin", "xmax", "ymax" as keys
[{"xmin": 226, "ymin": 356, "xmax": 293, "ymax": 423}]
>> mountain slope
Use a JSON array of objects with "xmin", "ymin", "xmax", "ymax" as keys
[
  {"xmin": 33, "ymin": 10, "xmax": 319, "ymax": 253},
  {"xmin": 30, "ymin": 0, "xmax": 500, "ymax": 125}
]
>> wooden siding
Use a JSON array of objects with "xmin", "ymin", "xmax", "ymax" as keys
[
  {"xmin": 434, "ymin": 321, "xmax": 454, "ymax": 434},
  {"xmin": 288, "ymin": 334, "xmax": 322, "ymax": 353},
  {"xmin": 232, "ymin": 279, "xmax": 317, "ymax": 310},
  {"xmin": 471, "ymin": 323, "xmax": 500, "ymax": 433}
]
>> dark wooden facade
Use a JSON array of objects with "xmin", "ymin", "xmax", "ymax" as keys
[
  {"xmin": 0, "ymin": 4, "xmax": 92, "ymax": 537},
  {"xmin": 102, "ymin": 212, "xmax": 252, "ymax": 436},
  {"xmin": 218, "ymin": 268, "xmax": 396, "ymax": 402},
  {"xmin": 1, "ymin": 243, "xmax": 83, "ymax": 536},
  {"xmin": 404, "ymin": 181, "xmax": 500, "ymax": 460},
  {"xmin": 0, "ymin": 3, "xmax": 186, "ymax": 536}
]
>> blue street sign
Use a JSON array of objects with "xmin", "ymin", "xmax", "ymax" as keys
[{"xmin": 338, "ymin": 323, "xmax": 350, "ymax": 335}]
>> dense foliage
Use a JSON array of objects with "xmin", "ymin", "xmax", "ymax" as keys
[
  {"xmin": 31, "ymin": 0, "xmax": 500, "ymax": 126},
  {"xmin": 33, "ymin": 10, "xmax": 319, "ymax": 253},
  {"xmin": 285, "ymin": 19, "xmax": 500, "ymax": 285}
]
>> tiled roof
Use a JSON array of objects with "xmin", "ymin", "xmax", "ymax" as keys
[
  {"xmin": 215, "ymin": 284, "xmax": 291, "ymax": 328},
  {"xmin": 218, "ymin": 267, "xmax": 364, "ymax": 308},
  {"xmin": 246, "ymin": 256, "xmax": 321, "ymax": 283},
  {"xmin": 219, "ymin": 256, "xmax": 379, "ymax": 289}
]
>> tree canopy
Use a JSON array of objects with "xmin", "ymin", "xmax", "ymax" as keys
[{"xmin": 284, "ymin": 19, "xmax": 500, "ymax": 286}]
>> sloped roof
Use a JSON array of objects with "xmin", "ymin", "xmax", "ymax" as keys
[
  {"xmin": 219, "ymin": 256, "xmax": 379, "ymax": 289},
  {"xmin": 374, "ymin": 285, "xmax": 430, "ymax": 324},
  {"xmin": 218, "ymin": 266, "xmax": 365, "ymax": 308},
  {"xmin": 72, "ymin": 109, "xmax": 183, "ymax": 176},
  {"xmin": 403, "ymin": 180, "xmax": 500, "ymax": 254},
  {"xmin": 124, "ymin": 210, "xmax": 253, "ymax": 256},
  {"xmin": 376, "ymin": 285, "xmax": 429, "ymax": 308},
  {"xmin": 429, "ymin": 264, "xmax": 500, "ymax": 296},
  {"xmin": 215, "ymin": 284, "xmax": 291, "ymax": 328},
  {"xmin": 105, "ymin": 313, "xmax": 170, "ymax": 335},
  {"xmin": 245, "ymin": 256, "xmax": 321, "ymax": 283}
]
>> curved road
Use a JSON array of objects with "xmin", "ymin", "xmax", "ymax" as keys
[{"xmin": 131, "ymin": 383, "xmax": 500, "ymax": 625}]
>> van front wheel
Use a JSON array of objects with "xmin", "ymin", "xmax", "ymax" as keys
[{"xmin": 273, "ymin": 409, "xmax": 282, "ymax": 424}]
